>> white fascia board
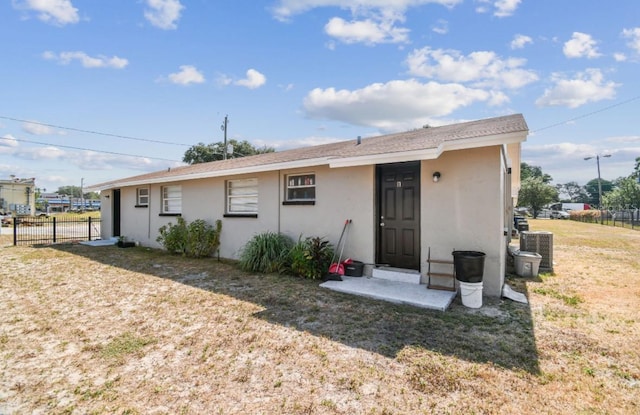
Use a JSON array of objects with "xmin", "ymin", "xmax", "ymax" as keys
[
  {"xmin": 438, "ymin": 131, "xmax": 527, "ymax": 152},
  {"xmin": 329, "ymin": 148, "xmax": 440, "ymax": 168},
  {"xmin": 90, "ymin": 157, "xmax": 332, "ymax": 190}
]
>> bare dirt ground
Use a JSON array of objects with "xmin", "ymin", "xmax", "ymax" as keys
[{"xmin": 0, "ymin": 220, "xmax": 639, "ymax": 414}]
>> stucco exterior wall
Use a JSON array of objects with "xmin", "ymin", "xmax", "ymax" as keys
[
  {"xmin": 420, "ymin": 146, "xmax": 507, "ymax": 296},
  {"xmin": 104, "ymin": 165, "xmax": 376, "ymax": 264}
]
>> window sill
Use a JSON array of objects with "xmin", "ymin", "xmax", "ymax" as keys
[
  {"xmin": 224, "ymin": 213, "xmax": 258, "ymax": 218},
  {"xmin": 282, "ymin": 201, "xmax": 315, "ymax": 206},
  {"xmin": 159, "ymin": 213, "xmax": 181, "ymax": 217}
]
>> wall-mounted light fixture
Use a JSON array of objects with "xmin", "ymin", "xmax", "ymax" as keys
[
  {"xmin": 104, "ymin": 194, "xmax": 110, "ymax": 199},
  {"xmin": 432, "ymin": 171, "xmax": 441, "ymax": 183}
]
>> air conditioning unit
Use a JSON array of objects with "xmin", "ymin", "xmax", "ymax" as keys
[{"xmin": 520, "ymin": 231, "xmax": 553, "ymax": 270}]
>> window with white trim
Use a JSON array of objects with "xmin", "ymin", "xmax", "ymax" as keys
[
  {"xmin": 136, "ymin": 187, "xmax": 149, "ymax": 206},
  {"xmin": 227, "ymin": 178, "xmax": 258, "ymax": 215},
  {"xmin": 161, "ymin": 185, "xmax": 181, "ymax": 214},
  {"xmin": 285, "ymin": 173, "xmax": 315, "ymax": 202}
]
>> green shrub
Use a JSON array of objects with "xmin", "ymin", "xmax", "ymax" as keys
[
  {"xmin": 157, "ymin": 217, "xmax": 222, "ymax": 258},
  {"xmin": 186, "ymin": 219, "xmax": 222, "ymax": 258},
  {"xmin": 289, "ymin": 236, "xmax": 334, "ymax": 280},
  {"xmin": 157, "ymin": 217, "xmax": 189, "ymax": 255},
  {"xmin": 239, "ymin": 232, "xmax": 293, "ymax": 273}
]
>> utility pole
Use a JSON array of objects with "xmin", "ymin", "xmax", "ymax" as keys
[
  {"xmin": 221, "ymin": 115, "xmax": 228, "ymax": 160},
  {"xmin": 80, "ymin": 177, "xmax": 84, "ymax": 212}
]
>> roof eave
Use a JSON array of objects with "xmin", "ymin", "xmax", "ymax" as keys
[
  {"xmin": 329, "ymin": 130, "xmax": 528, "ymax": 168},
  {"xmin": 88, "ymin": 156, "xmax": 332, "ymax": 191}
]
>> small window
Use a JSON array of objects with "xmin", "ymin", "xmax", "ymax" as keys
[
  {"xmin": 136, "ymin": 187, "xmax": 149, "ymax": 206},
  {"xmin": 286, "ymin": 173, "xmax": 316, "ymax": 201},
  {"xmin": 161, "ymin": 185, "xmax": 181, "ymax": 214},
  {"xmin": 227, "ymin": 179, "xmax": 258, "ymax": 214}
]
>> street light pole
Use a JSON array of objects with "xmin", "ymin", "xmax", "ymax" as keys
[{"xmin": 584, "ymin": 154, "xmax": 611, "ymax": 225}]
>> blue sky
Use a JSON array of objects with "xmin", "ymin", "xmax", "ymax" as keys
[{"xmin": 1, "ymin": 0, "xmax": 639, "ymax": 193}]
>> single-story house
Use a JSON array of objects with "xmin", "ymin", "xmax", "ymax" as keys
[{"xmin": 89, "ymin": 114, "xmax": 528, "ymax": 297}]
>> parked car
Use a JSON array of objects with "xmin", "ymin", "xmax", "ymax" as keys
[{"xmin": 550, "ymin": 210, "xmax": 570, "ymax": 219}]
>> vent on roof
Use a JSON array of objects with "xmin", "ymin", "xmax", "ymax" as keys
[{"xmin": 356, "ymin": 136, "xmax": 361, "ymax": 145}]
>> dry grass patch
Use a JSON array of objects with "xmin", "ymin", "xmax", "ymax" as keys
[{"xmin": 0, "ymin": 221, "xmax": 639, "ymax": 414}]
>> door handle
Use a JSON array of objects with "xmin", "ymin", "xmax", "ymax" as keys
[{"xmin": 380, "ymin": 222, "xmax": 385, "ymax": 227}]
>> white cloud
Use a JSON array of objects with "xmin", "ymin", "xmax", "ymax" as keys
[
  {"xmin": 431, "ymin": 19, "xmax": 448, "ymax": 34},
  {"xmin": 622, "ymin": 27, "xmax": 640, "ymax": 54},
  {"xmin": 0, "ymin": 134, "xmax": 19, "ymax": 151},
  {"xmin": 144, "ymin": 0, "xmax": 184, "ymax": 30},
  {"xmin": 21, "ymin": 121, "xmax": 62, "ymax": 135},
  {"xmin": 42, "ymin": 51, "xmax": 128, "ymax": 69},
  {"xmin": 271, "ymin": 1, "xmax": 459, "ymax": 44},
  {"xmin": 563, "ymin": 32, "xmax": 602, "ymax": 59},
  {"xmin": 605, "ymin": 135, "xmax": 640, "ymax": 144},
  {"xmin": 303, "ymin": 79, "xmax": 494, "ymax": 131},
  {"xmin": 14, "ymin": 145, "xmax": 66, "ymax": 161},
  {"xmin": 166, "ymin": 65, "xmax": 205, "ymax": 85},
  {"xmin": 494, "ymin": 0, "xmax": 521, "ymax": 17},
  {"xmin": 406, "ymin": 47, "xmax": 538, "ymax": 89},
  {"xmin": 234, "ymin": 69, "xmax": 266, "ymax": 89},
  {"xmin": 13, "ymin": 0, "xmax": 79, "ymax": 26},
  {"xmin": 271, "ymin": 0, "xmax": 462, "ymax": 21},
  {"xmin": 475, "ymin": 0, "xmax": 520, "ymax": 17},
  {"xmin": 510, "ymin": 34, "xmax": 532, "ymax": 49},
  {"xmin": 535, "ymin": 69, "xmax": 619, "ymax": 108},
  {"xmin": 324, "ymin": 15, "xmax": 409, "ymax": 44},
  {"xmin": 613, "ymin": 53, "xmax": 627, "ymax": 62}
]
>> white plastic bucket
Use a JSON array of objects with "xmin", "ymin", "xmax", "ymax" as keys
[
  {"xmin": 459, "ymin": 281, "xmax": 483, "ymax": 308},
  {"xmin": 514, "ymin": 251, "xmax": 542, "ymax": 277}
]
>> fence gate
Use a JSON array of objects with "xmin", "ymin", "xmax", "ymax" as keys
[{"xmin": 4, "ymin": 216, "xmax": 102, "ymax": 246}]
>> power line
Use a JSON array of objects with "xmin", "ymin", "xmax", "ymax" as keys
[
  {"xmin": 0, "ymin": 115, "xmax": 192, "ymax": 147},
  {"xmin": 532, "ymin": 95, "xmax": 640, "ymax": 133},
  {"xmin": 0, "ymin": 135, "xmax": 181, "ymax": 162}
]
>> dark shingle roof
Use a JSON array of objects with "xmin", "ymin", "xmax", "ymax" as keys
[{"xmin": 89, "ymin": 114, "xmax": 527, "ymax": 190}]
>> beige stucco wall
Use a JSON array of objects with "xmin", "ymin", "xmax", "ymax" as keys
[
  {"xmin": 420, "ymin": 146, "xmax": 507, "ymax": 296},
  {"xmin": 102, "ymin": 165, "xmax": 376, "ymax": 265}
]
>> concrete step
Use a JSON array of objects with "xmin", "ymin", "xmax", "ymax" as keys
[{"xmin": 372, "ymin": 267, "xmax": 421, "ymax": 284}]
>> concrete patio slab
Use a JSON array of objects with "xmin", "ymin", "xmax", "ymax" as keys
[{"xmin": 320, "ymin": 276, "xmax": 457, "ymax": 311}]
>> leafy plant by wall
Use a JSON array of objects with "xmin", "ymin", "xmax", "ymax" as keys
[
  {"xmin": 289, "ymin": 236, "xmax": 334, "ymax": 280},
  {"xmin": 238, "ymin": 232, "xmax": 293, "ymax": 273},
  {"xmin": 157, "ymin": 217, "xmax": 222, "ymax": 258}
]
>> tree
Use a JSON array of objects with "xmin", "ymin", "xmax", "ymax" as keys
[
  {"xmin": 556, "ymin": 181, "xmax": 589, "ymax": 202},
  {"xmin": 57, "ymin": 186, "xmax": 82, "ymax": 198},
  {"xmin": 603, "ymin": 177, "xmax": 640, "ymax": 209},
  {"xmin": 521, "ymin": 162, "xmax": 552, "ymax": 183},
  {"xmin": 55, "ymin": 186, "xmax": 99, "ymax": 200},
  {"xmin": 518, "ymin": 177, "xmax": 558, "ymax": 218},
  {"xmin": 183, "ymin": 139, "xmax": 275, "ymax": 164},
  {"xmin": 584, "ymin": 178, "xmax": 614, "ymax": 208}
]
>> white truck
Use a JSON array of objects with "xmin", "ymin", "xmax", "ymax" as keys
[{"xmin": 550, "ymin": 202, "xmax": 590, "ymax": 212}]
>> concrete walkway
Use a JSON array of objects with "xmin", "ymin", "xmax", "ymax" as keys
[{"xmin": 320, "ymin": 276, "xmax": 457, "ymax": 311}]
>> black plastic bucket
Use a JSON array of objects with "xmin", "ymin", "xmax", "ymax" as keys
[
  {"xmin": 344, "ymin": 260, "xmax": 364, "ymax": 277},
  {"xmin": 452, "ymin": 251, "xmax": 486, "ymax": 283}
]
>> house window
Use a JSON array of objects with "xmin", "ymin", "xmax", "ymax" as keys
[
  {"xmin": 161, "ymin": 185, "xmax": 181, "ymax": 214},
  {"xmin": 226, "ymin": 178, "xmax": 258, "ymax": 215},
  {"xmin": 285, "ymin": 173, "xmax": 316, "ymax": 203},
  {"xmin": 136, "ymin": 187, "xmax": 149, "ymax": 207}
]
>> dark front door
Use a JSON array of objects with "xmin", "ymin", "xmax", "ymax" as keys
[
  {"xmin": 377, "ymin": 162, "xmax": 421, "ymax": 270},
  {"xmin": 112, "ymin": 189, "xmax": 121, "ymax": 237}
]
